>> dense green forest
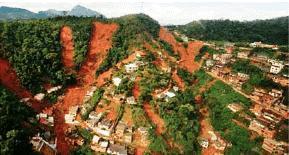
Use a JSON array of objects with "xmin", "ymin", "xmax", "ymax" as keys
[
  {"xmin": 168, "ymin": 16, "xmax": 288, "ymax": 45},
  {"xmin": 0, "ymin": 17, "xmax": 105, "ymax": 93},
  {"xmin": 0, "ymin": 85, "xmax": 35, "ymax": 155},
  {"xmin": 0, "ymin": 20, "xmax": 70, "ymax": 93}
]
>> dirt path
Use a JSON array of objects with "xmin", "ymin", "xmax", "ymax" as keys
[
  {"xmin": 60, "ymin": 26, "xmax": 75, "ymax": 69},
  {"xmin": 51, "ymin": 22, "xmax": 118, "ymax": 155},
  {"xmin": 0, "ymin": 59, "xmax": 46, "ymax": 112},
  {"xmin": 143, "ymin": 102, "xmax": 165, "ymax": 135}
]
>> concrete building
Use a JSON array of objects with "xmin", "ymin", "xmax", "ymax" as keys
[
  {"xmin": 262, "ymin": 138, "xmax": 289, "ymax": 154},
  {"xmin": 107, "ymin": 144, "xmax": 127, "ymax": 155}
]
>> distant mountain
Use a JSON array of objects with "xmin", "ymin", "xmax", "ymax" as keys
[
  {"xmin": 0, "ymin": 5, "xmax": 103, "ymax": 20},
  {"xmin": 38, "ymin": 9, "xmax": 66, "ymax": 17},
  {"xmin": 68, "ymin": 5, "xmax": 102, "ymax": 17},
  {"xmin": 0, "ymin": 6, "xmax": 39, "ymax": 20}
]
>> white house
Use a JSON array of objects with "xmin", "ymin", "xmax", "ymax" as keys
[
  {"xmin": 270, "ymin": 65, "xmax": 284, "ymax": 74},
  {"xmin": 112, "ymin": 77, "xmax": 122, "ymax": 87},
  {"xmin": 269, "ymin": 59, "xmax": 284, "ymax": 74},
  {"xmin": 125, "ymin": 63, "xmax": 138, "ymax": 73},
  {"xmin": 34, "ymin": 93, "xmax": 45, "ymax": 101},
  {"xmin": 47, "ymin": 86, "xmax": 62, "ymax": 94},
  {"xmin": 126, "ymin": 96, "xmax": 136, "ymax": 105}
]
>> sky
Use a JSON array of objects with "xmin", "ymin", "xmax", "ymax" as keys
[{"xmin": 0, "ymin": 0, "xmax": 288, "ymax": 25}]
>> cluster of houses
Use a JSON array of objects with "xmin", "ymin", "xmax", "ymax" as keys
[
  {"xmin": 30, "ymin": 132, "xmax": 57, "ymax": 155},
  {"xmin": 199, "ymin": 131, "xmax": 231, "ymax": 152},
  {"xmin": 36, "ymin": 113, "xmax": 54, "ymax": 127},
  {"xmin": 201, "ymin": 43, "xmax": 289, "ymax": 154}
]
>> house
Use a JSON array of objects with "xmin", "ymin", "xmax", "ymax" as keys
[
  {"xmin": 20, "ymin": 98, "xmax": 30, "ymax": 103},
  {"xmin": 87, "ymin": 119, "xmax": 98, "ymax": 128},
  {"xmin": 268, "ymin": 89, "xmax": 283, "ymax": 98},
  {"xmin": 115, "ymin": 122, "xmax": 127, "ymax": 137},
  {"xmin": 198, "ymin": 138, "xmax": 209, "ymax": 148},
  {"xmin": 88, "ymin": 112, "xmax": 103, "ymax": 122},
  {"xmin": 98, "ymin": 120, "xmax": 112, "ymax": 130},
  {"xmin": 69, "ymin": 106, "xmax": 79, "ymax": 117},
  {"xmin": 126, "ymin": 96, "xmax": 136, "ymax": 105},
  {"xmin": 205, "ymin": 59, "xmax": 215, "ymax": 67},
  {"xmin": 227, "ymin": 103, "xmax": 243, "ymax": 113},
  {"xmin": 248, "ymin": 119, "xmax": 276, "ymax": 138},
  {"xmin": 173, "ymin": 86, "xmax": 179, "ymax": 92},
  {"xmin": 107, "ymin": 144, "xmax": 127, "ymax": 155},
  {"xmin": 92, "ymin": 135, "xmax": 100, "ymax": 144},
  {"xmin": 113, "ymin": 77, "xmax": 122, "ymax": 87},
  {"xmin": 260, "ymin": 109, "xmax": 282, "ymax": 124},
  {"xmin": 237, "ymin": 72, "xmax": 250, "ymax": 81},
  {"xmin": 124, "ymin": 132, "xmax": 133, "ymax": 144},
  {"xmin": 125, "ymin": 63, "xmax": 138, "ymax": 73},
  {"xmin": 262, "ymin": 138, "xmax": 289, "ymax": 154},
  {"xmin": 237, "ymin": 51, "xmax": 250, "ymax": 59},
  {"xmin": 220, "ymin": 54, "xmax": 232, "ymax": 64},
  {"xmin": 135, "ymin": 51, "xmax": 146, "ymax": 59},
  {"xmin": 47, "ymin": 86, "xmax": 62, "ymax": 94},
  {"xmin": 213, "ymin": 138, "xmax": 227, "ymax": 151},
  {"xmin": 65, "ymin": 114, "xmax": 78, "ymax": 124},
  {"xmin": 34, "ymin": 93, "xmax": 45, "ymax": 101},
  {"xmin": 269, "ymin": 59, "xmax": 284, "ymax": 74},
  {"xmin": 96, "ymin": 120, "xmax": 112, "ymax": 137},
  {"xmin": 249, "ymin": 42, "xmax": 262, "ymax": 48},
  {"xmin": 270, "ymin": 65, "xmax": 284, "ymax": 74},
  {"xmin": 65, "ymin": 106, "xmax": 79, "ymax": 124},
  {"xmin": 91, "ymin": 139, "xmax": 109, "ymax": 153},
  {"xmin": 270, "ymin": 75, "xmax": 289, "ymax": 87},
  {"xmin": 255, "ymin": 54, "xmax": 268, "ymax": 61},
  {"xmin": 30, "ymin": 134, "xmax": 57, "ymax": 155}
]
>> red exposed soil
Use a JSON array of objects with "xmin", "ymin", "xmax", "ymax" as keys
[
  {"xmin": 52, "ymin": 22, "xmax": 118, "ymax": 155},
  {"xmin": 159, "ymin": 27, "xmax": 203, "ymax": 73},
  {"xmin": 143, "ymin": 102, "xmax": 165, "ymax": 135},
  {"xmin": 135, "ymin": 147, "xmax": 146, "ymax": 155},
  {"xmin": 172, "ymin": 70, "xmax": 185, "ymax": 91},
  {"xmin": 199, "ymin": 108, "xmax": 220, "ymax": 155},
  {"xmin": 132, "ymin": 77, "xmax": 141, "ymax": 100},
  {"xmin": 78, "ymin": 22, "xmax": 118, "ymax": 85},
  {"xmin": 0, "ymin": 59, "xmax": 45, "ymax": 112},
  {"xmin": 60, "ymin": 26, "xmax": 75, "ymax": 69}
]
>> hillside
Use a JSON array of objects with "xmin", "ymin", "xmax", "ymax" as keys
[
  {"xmin": 168, "ymin": 16, "xmax": 288, "ymax": 45},
  {"xmin": 0, "ymin": 12, "xmax": 288, "ymax": 155}
]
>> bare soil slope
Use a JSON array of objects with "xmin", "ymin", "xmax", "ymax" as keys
[
  {"xmin": 53, "ymin": 22, "xmax": 118, "ymax": 155},
  {"xmin": 60, "ymin": 26, "xmax": 75, "ymax": 69}
]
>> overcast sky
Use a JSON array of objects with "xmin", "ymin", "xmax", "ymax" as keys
[{"xmin": 0, "ymin": 0, "xmax": 288, "ymax": 25}]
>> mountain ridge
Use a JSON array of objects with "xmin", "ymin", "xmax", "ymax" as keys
[{"xmin": 0, "ymin": 5, "xmax": 103, "ymax": 20}]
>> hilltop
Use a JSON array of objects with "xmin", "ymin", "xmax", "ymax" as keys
[{"xmin": 167, "ymin": 16, "xmax": 289, "ymax": 45}]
